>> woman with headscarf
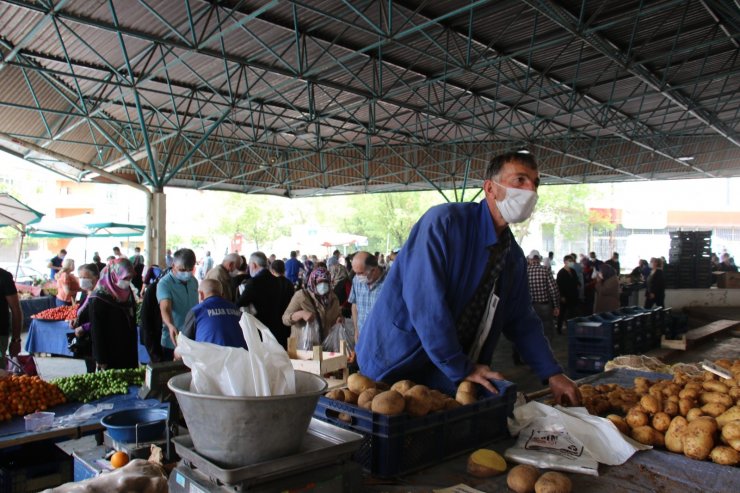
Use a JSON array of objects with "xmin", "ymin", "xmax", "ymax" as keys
[
  {"xmin": 593, "ymin": 262, "xmax": 620, "ymax": 313},
  {"xmin": 88, "ymin": 258, "xmax": 139, "ymax": 370},
  {"xmin": 55, "ymin": 258, "xmax": 81, "ymax": 306},
  {"xmin": 282, "ymin": 266, "xmax": 343, "ymax": 342}
]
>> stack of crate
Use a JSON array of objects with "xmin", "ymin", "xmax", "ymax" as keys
[
  {"xmin": 567, "ymin": 306, "xmax": 669, "ymax": 378},
  {"xmin": 668, "ymin": 231, "xmax": 712, "ymax": 288}
]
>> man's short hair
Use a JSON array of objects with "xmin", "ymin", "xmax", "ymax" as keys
[
  {"xmin": 485, "ymin": 152, "xmax": 538, "ymax": 180},
  {"xmin": 613, "ymin": 252, "xmax": 619, "ymax": 258},
  {"xmin": 78, "ymin": 263, "xmax": 100, "ymax": 278},
  {"xmin": 223, "ymin": 253, "xmax": 241, "ymax": 265},
  {"xmin": 290, "ymin": 251, "xmax": 297, "ymax": 258},
  {"xmin": 173, "ymin": 248, "xmax": 196, "ymax": 270},
  {"xmin": 199, "ymin": 278, "xmax": 223, "ymax": 296},
  {"xmin": 354, "ymin": 251, "xmax": 378, "ymax": 269},
  {"xmin": 271, "ymin": 259, "xmax": 286, "ymax": 274},
  {"xmin": 60, "ymin": 249, "xmax": 67, "ymax": 255},
  {"xmin": 563, "ymin": 255, "xmax": 573, "ymax": 262},
  {"xmin": 135, "ymin": 247, "xmax": 141, "ymax": 253},
  {"xmin": 249, "ymin": 251, "xmax": 268, "ymax": 268}
]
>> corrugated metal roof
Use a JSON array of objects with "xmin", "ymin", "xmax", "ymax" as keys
[{"xmin": 0, "ymin": 0, "xmax": 737, "ymax": 195}]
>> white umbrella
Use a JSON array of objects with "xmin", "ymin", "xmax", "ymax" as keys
[
  {"xmin": 26, "ymin": 217, "xmax": 91, "ymax": 238},
  {"xmin": 0, "ymin": 193, "xmax": 44, "ymax": 278}
]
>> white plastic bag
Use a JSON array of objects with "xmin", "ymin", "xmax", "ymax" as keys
[
  {"xmin": 177, "ymin": 312, "xmax": 296, "ymax": 397},
  {"xmin": 505, "ymin": 401, "xmax": 650, "ymax": 475},
  {"xmin": 322, "ymin": 322, "xmax": 355, "ymax": 354},
  {"xmin": 298, "ymin": 320, "xmax": 321, "ymax": 351}
]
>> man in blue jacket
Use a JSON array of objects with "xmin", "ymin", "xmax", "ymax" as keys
[
  {"xmin": 357, "ymin": 152, "xmax": 580, "ymax": 405},
  {"xmin": 181, "ymin": 279, "xmax": 246, "ymax": 349}
]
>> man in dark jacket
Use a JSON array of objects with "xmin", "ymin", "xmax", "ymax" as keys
[
  {"xmin": 236, "ymin": 252, "xmax": 293, "ymax": 348},
  {"xmin": 556, "ymin": 255, "xmax": 580, "ymax": 335}
]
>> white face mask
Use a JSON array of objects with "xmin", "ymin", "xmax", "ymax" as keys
[
  {"xmin": 316, "ymin": 283, "xmax": 330, "ymax": 295},
  {"xmin": 117, "ymin": 279, "xmax": 131, "ymax": 290},
  {"xmin": 493, "ymin": 182, "xmax": 538, "ymax": 224},
  {"xmin": 80, "ymin": 278, "xmax": 93, "ymax": 291}
]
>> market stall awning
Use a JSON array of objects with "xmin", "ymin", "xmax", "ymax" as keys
[
  {"xmin": 0, "ymin": 193, "xmax": 43, "ymax": 233},
  {"xmin": 26, "ymin": 217, "xmax": 91, "ymax": 238},
  {"xmin": 66, "ymin": 213, "xmax": 145, "ymax": 237}
]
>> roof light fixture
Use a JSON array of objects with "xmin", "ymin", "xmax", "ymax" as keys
[{"xmin": 678, "ymin": 156, "xmax": 695, "ymax": 161}]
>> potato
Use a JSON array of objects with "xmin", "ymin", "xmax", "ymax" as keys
[
  {"xmin": 662, "ymin": 401, "xmax": 679, "ymax": 417},
  {"xmin": 631, "ymin": 426, "xmax": 663, "ymax": 446},
  {"xmin": 679, "ymin": 388, "xmax": 699, "ymax": 400},
  {"xmin": 686, "ymin": 408, "xmax": 705, "ymax": 422},
  {"xmin": 404, "ymin": 385, "xmax": 433, "ymax": 417},
  {"xmin": 665, "ymin": 416, "xmax": 688, "ymax": 453},
  {"xmin": 663, "ymin": 383, "xmax": 681, "ymax": 397},
  {"xmin": 390, "ymin": 379, "xmax": 415, "ymax": 395},
  {"xmin": 699, "ymin": 392, "xmax": 733, "ymax": 407},
  {"xmin": 652, "ymin": 412, "xmax": 671, "ymax": 433},
  {"xmin": 507, "ymin": 464, "xmax": 540, "ymax": 493},
  {"xmin": 701, "ymin": 402, "xmax": 727, "ymax": 418},
  {"xmin": 634, "ymin": 377, "xmax": 652, "ymax": 388},
  {"xmin": 428, "ymin": 390, "xmax": 448, "ymax": 412},
  {"xmin": 341, "ymin": 389, "xmax": 359, "ymax": 404},
  {"xmin": 375, "ymin": 381, "xmax": 391, "ymax": 391},
  {"xmin": 703, "ymin": 380, "xmax": 729, "ymax": 393},
  {"xmin": 729, "ymin": 387, "xmax": 740, "ymax": 402},
  {"xmin": 716, "ymin": 406, "xmax": 740, "ymax": 428},
  {"xmin": 709, "ymin": 445, "xmax": 740, "ymax": 465},
  {"xmin": 371, "ymin": 390, "xmax": 405, "ymax": 415},
  {"xmin": 606, "ymin": 414, "xmax": 630, "ymax": 435},
  {"xmin": 534, "ymin": 471, "xmax": 572, "ymax": 493},
  {"xmin": 690, "ymin": 416, "xmax": 719, "ymax": 436},
  {"xmin": 721, "ymin": 420, "xmax": 740, "ymax": 444},
  {"xmin": 325, "ymin": 389, "xmax": 345, "ymax": 401},
  {"xmin": 458, "ymin": 381, "xmax": 477, "ymax": 394},
  {"xmin": 444, "ymin": 398, "xmax": 462, "ymax": 411},
  {"xmin": 704, "ymin": 370, "xmax": 717, "ymax": 381},
  {"xmin": 640, "ymin": 395, "xmax": 661, "ymax": 414},
  {"xmin": 678, "ymin": 398, "xmax": 695, "ymax": 417},
  {"xmin": 466, "ymin": 449, "xmax": 507, "ymax": 477},
  {"xmin": 682, "ymin": 428, "xmax": 714, "ymax": 460},
  {"xmin": 456, "ymin": 390, "xmax": 478, "ymax": 406},
  {"xmin": 626, "ymin": 407, "xmax": 649, "ymax": 428},
  {"xmin": 357, "ymin": 388, "xmax": 382, "ymax": 410},
  {"xmin": 347, "ymin": 374, "xmax": 376, "ymax": 395},
  {"xmin": 337, "ymin": 412, "xmax": 352, "ymax": 423}
]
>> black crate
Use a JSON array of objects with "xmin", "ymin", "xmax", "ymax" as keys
[
  {"xmin": 0, "ymin": 443, "xmax": 72, "ymax": 493},
  {"xmin": 314, "ymin": 381, "xmax": 516, "ymax": 477}
]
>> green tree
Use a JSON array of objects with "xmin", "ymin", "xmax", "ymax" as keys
[{"xmin": 216, "ymin": 195, "xmax": 289, "ymax": 250}]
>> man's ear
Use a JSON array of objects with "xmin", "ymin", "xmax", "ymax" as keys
[{"xmin": 482, "ymin": 179, "xmax": 498, "ymax": 200}]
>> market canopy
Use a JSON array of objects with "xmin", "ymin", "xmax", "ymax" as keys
[
  {"xmin": 26, "ymin": 217, "xmax": 91, "ymax": 238},
  {"xmin": 0, "ymin": 193, "xmax": 43, "ymax": 233},
  {"xmin": 0, "ymin": 1, "xmax": 737, "ymax": 198}
]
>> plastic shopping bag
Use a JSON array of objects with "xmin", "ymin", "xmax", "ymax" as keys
[
  {"xmin": 322, "ymin": 322, "xmax": 355, "ymax": 354},
  {"xmin": 177, "ymin": 313, "xmax": 296, "ymax": 397},
  {"xmin": 298, "ymin": 320, "xmax": 321, "ymax": 351}
]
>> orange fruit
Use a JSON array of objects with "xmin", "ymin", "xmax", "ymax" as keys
[{"xmin": 110, "ymin": 451, "xmax": 130, "ymax": 468}]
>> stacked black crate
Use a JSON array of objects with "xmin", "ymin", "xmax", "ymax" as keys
[{"xmin": 668, "ymin": 231, "xmax": 712, "ymax": 289}]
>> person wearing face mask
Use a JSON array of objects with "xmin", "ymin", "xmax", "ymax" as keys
[
  {"xmin": 349, "ymin": 251, "xmax": 389, "ymax": 344},
  {"xmin": 283, "ymin": 267, "xmax": 343, "ymax": 343},
  {"xmin": 205, "ymin": 253, "xmax": 241, "ymax": 302},
  {"xmin": 157, "ymin": 248, "xmax": 199, "ymax": 361},
  {"xmin": 87, "ymin": 258, "xmax": 138, "ymax": 370},
  {"xmin": 356, "ymin": 151, "xmax": 581, "ymax": 405},
  {"xmin": 72, "ymin": 263, "xmax": 100, "ymax": 372},
  {"xmin": 556, "ymin": 255, "xmax": 580, "ymax": 335},
  {"xmin": 235, "ymin": 252, "xmax": 293, "ymax": 348}
]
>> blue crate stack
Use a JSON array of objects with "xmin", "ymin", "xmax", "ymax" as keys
[{"xmin": 567, "ymin": 306, "xmax": 670, "ymax": 379}]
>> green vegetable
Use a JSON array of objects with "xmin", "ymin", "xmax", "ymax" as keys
[{"xmin": 53, "ymin": 368, "xmax": 145, "ymax": 403}]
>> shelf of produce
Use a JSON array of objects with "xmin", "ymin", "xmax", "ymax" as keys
[{"xmin": 0, "ymin": 387, "xmax": 161, "ymax": 449}]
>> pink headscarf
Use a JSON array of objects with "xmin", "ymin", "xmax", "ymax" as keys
[{"xmin": 91, "ymin": 258, "xmax": 134, "ymax": 303}]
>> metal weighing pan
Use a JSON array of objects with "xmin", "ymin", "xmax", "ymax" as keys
[{"xmin": 172, "ymin": 418, "xmax": 364, "ymax": 486}]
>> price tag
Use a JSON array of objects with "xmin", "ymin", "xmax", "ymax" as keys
[{"xmin": 701, "ymin": 360, "xmax": 732, "ymax": 380}]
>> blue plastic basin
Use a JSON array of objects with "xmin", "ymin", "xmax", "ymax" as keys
[{"xmin": 100, "ymin": 408, "xmax": 168, "ymax": 443}]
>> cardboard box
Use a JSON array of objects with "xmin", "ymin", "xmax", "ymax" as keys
[{"xmin": 715, "ymin": 271, "xmax": 740, "ymax": 289}]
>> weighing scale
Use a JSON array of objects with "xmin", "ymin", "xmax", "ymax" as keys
[{"xmin": 168, "ymin": 419, "xmax": 364, "ymax": 492}]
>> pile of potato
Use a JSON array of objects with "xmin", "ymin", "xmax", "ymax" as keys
[
  {"xmin": 324, "ymin": 373, "xmax": 485, "ymax": 417},
  {"xmin": 578, "ymin": 358, "xmax": 740, "ymax": 466}
]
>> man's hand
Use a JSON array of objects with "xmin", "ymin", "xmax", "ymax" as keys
[
  {"xmin": 464, "ymin": 364, "xmax": 506, "ymax": 394},
  {"xmin": 168, "ymin": 325, "xmax": 179, "ymax": 347},
  {"xmin": 548, "ymin": 373, "xmax": 581, "ymax": 406}
]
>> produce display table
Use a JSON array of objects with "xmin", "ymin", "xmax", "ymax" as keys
[
  {"xmin": 0, "ymin": 387, "xmax": 161, "ymax": 450},
  {"xmin": 19, "ymin": 295, "xmax": 56, "ymax": 330},
  {"xmin": 25, "ymin": 319, "xmax": 151, "ymax": 364}
]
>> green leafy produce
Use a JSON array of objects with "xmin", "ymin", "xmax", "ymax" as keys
[{"xmin": 53, "ymin": 367, "xmax": 145, "ymax": 403}]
